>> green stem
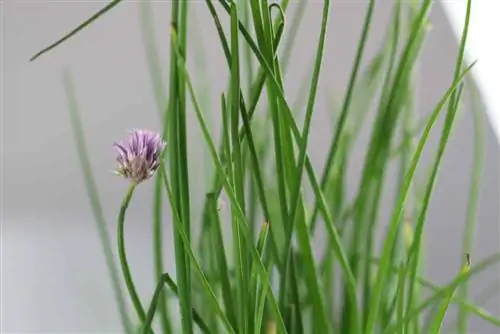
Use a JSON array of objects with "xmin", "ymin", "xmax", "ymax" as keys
[
  {"xmin": 117, "ymin": 182, "xmax": 146, "ymax": 322},
  {"xmin": 141, "ymin": 274, "xmax": 167, "ymax": 334},
  {"xmin": 153, "ymin": 174, "xmax": 171, "ymax": 334},
  {"xmin": 458, "ymin": 77, "xmax": 484, "ymax": 334},
  {"xmin": 141, "ymin": 273, "xmax": 212, "ymax": 334},
  {"xmin": 168, "ymin": 2, "xmax": 194, "ymax": 333},
  {"xmin": 30, "ymin": 0, "xmax": 124, "ymax": 61}
]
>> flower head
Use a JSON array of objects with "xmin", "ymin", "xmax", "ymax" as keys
[{"xmin": 113, "ymin": 129, "xmax": 166, "ymax": 183}]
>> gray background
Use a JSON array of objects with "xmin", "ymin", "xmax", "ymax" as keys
[{"xmin": 2, "ymin": 1, "xmax": 499, "ymax": 333}]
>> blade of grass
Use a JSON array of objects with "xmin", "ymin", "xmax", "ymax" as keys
[
  {"xmin": 170, "ymin": 28, "xmax": 287, "ymax": 333},
  {"xmin": 167, "ymin": 1, "xmax": 193, "ymax": 333},
  {"xmin": 205, "ymin": 2, "xmax": 307, "ymax": 239},
  {"xmin": 390, "ymin": 113, "xmax": 432, "ymax": 158},
  {"xmin": 160, "ymin": 167, "xmax": 236, "ymax": 334},
  {"xmin": 252, "ymin": 7, "xmax": 301, "ymax": 325},
  {"xmin": 239, "ymin": 97, "xmax": 276, "ymax": 333},
  {"xmin": 227, "ymin": 18, "xmax": 359, "ymax": 331},
  {"xmin": 283, "ymin": 0, "xmax": 330, "ymax": 281},
  {"xmin": 141, "ymin": 273, "xmax": 211, "ymax": 334},
  {"xmin": 63, "ymin": 71, "xmax": 132, "ymax": 334},
  {"xmin": 457, "ymin": 76, "xmax": 485, "ymax": 334},
  {"xmin": 139, "ymin": 1, "xmax": 172, "ymax": 332},
  {"xmin": 345, "ymin": 1, "xmax": 428, "ymax": 330},
  {"xmin": 363, "ymin": 1, "xmax": 435, "ymax": 331},
  {"xmin": 322, "ymin": 231, "xmax": 336, "ymax": 322},
  {"xmin": 301, "ymin": 252, "xmax": 500, "ymax": 330},
  {"xmin": 377, "ymin": 3, "xmax": 405, "ymax": 326},
  {"xmin": 219, "ymin": 90, "xmax": 240, "ymax": 326},
  {"xmin": 30, "ymin": 0, "xmax": 124, "ymax": 61},
  {"xmin": 445, "ymin": 280, "xmax": 500, "ymax": 332},
  {"xmin": 228, "ymin": 5, "xmax": 251, "ymax": 332},
  {"xmin": 204, "ymin": 0, "xmax": 285, "ymax": 268},
  {"xmin": 428, "ymin": 255, "xmax": 471, "ymax": 334},
  {"xmin": 248, "ymin": 0, "xmax": 290, "ymax": 278},
  {"xmin": 317, "ymin": 42, "xmax": 392, "ymax": 284},
  {"xmin": 204, "ymin": 5, "xmax": 358, "ymax": 329},
  {"xmin": 364, "ymin": 256, "xmax": 500, "ymax": 328},
  {"xmin": 396, "ymin": 262, "xmax": 406, "ymax": 334},
  {"xmin": 152, "ymin": 175, "xmax": 171, "ymax": 334},
  {"xmin": 240, "ymin": 1, "xmax": 254, "ymax": 94},
  {"xmin": 383, "ymin": 253, "xmax": 500, "ymax": 334},
  {"xmin": 289, "ymin": 254, "xmax": 304, "ymax": 334},
  {"xmin": 404, "ymin": 0, "xmax": 473, "ymax": 326},
  {"xmin": 280, "ymin": 0, "xmax": 336, "ymax": 331},
  {"xmin": 263, "ymin": 12, "xmax": 303, "ymax": 326},
  {"xmin": 217, "ymin": 11, "xmax": 334, "ymax": 324},
  {"xmin": 252, "ymin": 222, "xmax": 270, "ymax": 334},
  {"xmin": 162, "ymin": 274, "xmax": 212, "ymax": 334},
  {"xmin": 364, "ymin": 58, "xmax": 475, "ymax": 334},
  {"xmin": 206, "ymin": 193, "xmax": 237, "ymax": 328}
]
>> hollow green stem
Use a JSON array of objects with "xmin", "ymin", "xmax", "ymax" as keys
[{"xmin": 117, "ymin": 182, "xmax": 146, "ymax": 322}]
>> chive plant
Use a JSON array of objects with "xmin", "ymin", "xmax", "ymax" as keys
[{"xmin": 33, "ymin": 0, "xmax": 499, "ymax": 333}]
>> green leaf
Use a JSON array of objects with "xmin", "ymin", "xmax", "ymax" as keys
[{"xmin": 31, "ymin": 0, "xmax": 124, "ymax": 61}]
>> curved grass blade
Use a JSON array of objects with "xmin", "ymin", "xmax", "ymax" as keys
[
  {"xmin": 445, "ymin": 280, "xmax": 500, "ymax": 332},
  {"xmin": 364, "ymin": 58, "xmax": 476, "ymax": 333},
  {"xmin": 30, "ymin": 0, "xmax": 124, "ymax": 61},
  {"xmin": 301, "ymin": 253, "xmax": 500, "ymax": 330},
  {"xmin": 364, "ymin": 256, "xmax": 500, "ymax": 328},
  {"xmin": 383, "ymin": 253, "xmax": 500, "ymax": 334},
  {"xmin": 427, "ymin": 255, "xmax": 471, "ymax": 334}
]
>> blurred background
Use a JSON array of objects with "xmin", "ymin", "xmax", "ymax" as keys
[{"xmin": 2, "ymin": 1, "xmax": 499, "ymax": 333}]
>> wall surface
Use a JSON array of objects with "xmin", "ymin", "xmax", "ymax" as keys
[{"xmin": 2, "ymin": 1, "xmax": 499, "ymax": 333}]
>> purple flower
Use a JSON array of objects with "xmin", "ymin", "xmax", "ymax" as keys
[{"xmin": 113, "ymin": 129, "xmax": 166, "ymax": 183}]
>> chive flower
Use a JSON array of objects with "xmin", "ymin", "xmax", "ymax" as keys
[{"xmin": 113, "ymin": 129, "xmax": 166, "ymax": 183}]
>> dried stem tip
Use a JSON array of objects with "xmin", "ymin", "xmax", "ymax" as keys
[{"xmin": 113, "ymin": 129, "xmax": 166, "ymax": 184}]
